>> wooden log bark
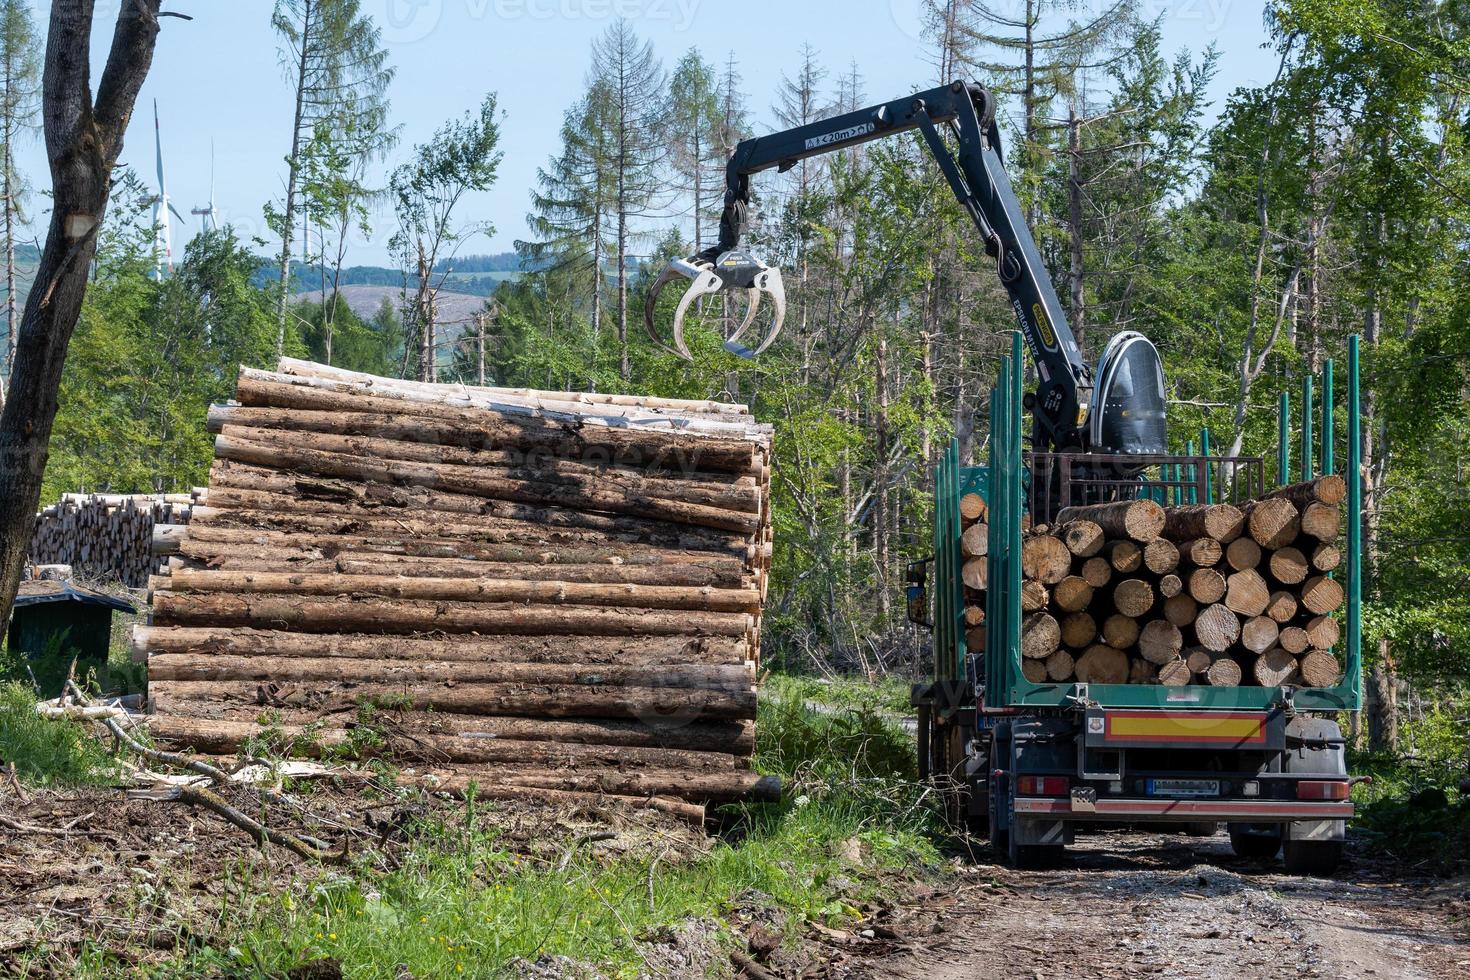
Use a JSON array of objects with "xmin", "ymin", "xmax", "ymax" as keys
[
  {"xmin": 147, "ymin": 654, "xmax": 753, "ymax": 692},
  {"xmin": 1075, "ymin": 645, "xmax": 1128, "ymax": 684},
  {"xmin": 1301, "ymin": 575, "xmax": 1345, "ymax": 615},
  {"xmin": 149, "ymin": 679, "xmax": 755, "ymax": 722},
  {"xmin": 1194, "ymin": 603, "xmax": 1240, "ymax": 652},
  {"xmin": 963, "ymin": 558, "xmax": 989, "ymax": 592},
  {"xmin": 961, "ymin": 523, "xmax": 989, "ymax": 558},
  {"xmin": 1240, "ymin": 616, "xmax": 1280, "ymax": 654},
  {"xmin": 1278, "ymin": 626, "xmax": 1310, "ymax": 655},
  {"xmin": 1055, "ymin": 500, "xmax": 1165, "ymax": 543},
  {"xmin": 966, "ymin": 625, "xmax": 987, "ymax": 652},
  {"xmin": 1052, "ymin": 576, "xmax": 1094, "ymax": 613},
  {"xmin": 1143, "ymin": 538, "xmax": 1180, "ymax": 575},
  {"xmin": 150, "ymin": 593, "xmax": 753, "ymax": 638},
  {"xmin": 1252, "ymin": 649, "xmax": 1299, "ymax": 687},
  {"xmin": 1187, "ymin": 568, "xmax": 1226, "ymax": 604},
  {"xmin": 1184, "ymin": 648, "xmax": 1214, "ymax": 675},
  {"xmin": 1107, "ymin": 540, "xmax": 1142, "ymax": 573},
  {"xmin": 1311, "ymin": 542, "xmax": 1342, "ymax": 572},
  {"xmin": 1264, "ymin": 591, "xmax": 1298, "ymax": 624},
  {"xmin": 1101, "ymin": 614, "xmax": 1140, "ymax": 650},
  {"xmin": 1080, "ymin": 557, "xmax": 1112, "ymax": 588},
  {"xmin": 1163, "ymin": 594, "xmax": 1198, "ymax": 628},
  {"xmin": 397, "ymin": 766, "xmax": 781, "ymax": 805},
  {"xmin": 1268, "ymin": 547, "xmax": 1309, "ymax": 585},
  {"xmin": 1113, "ymin": 579, "xmax": 1155, "ymax": 618},
  {"xmin": 1021, "ymin": 658, "xmax": 1047, "ymax": 684},
  {"xmin": 1044, "ymin": 649, "xmax": 1075, "ymax": 682},
  {"xmin": 1059, "ymin": 612, "xmax": 1096, "ymax": 649},
  {"xmin": 1158, "ymin": 658, "xmax": 1192, "ymax": 687},
  {"xmin": 1261, "ymin": 475, "xmax": 1346, "ymax": 508},
  {"xmin": 1241, "ymin": 499, "xmax": 1300, "ymax": 549},
  {"xmin": 1022, "ymin": 613, "xmax": 1061, "ymax": 660},
  {"xmin": 959, "ymin": 493, "xmax": 987, "ymax": 522},
  {"xmin": 1225, "ymin": 537, "xmax": 1262, "ymax": 571},
  {"xmin": 1299, "ymin": 650, "xmax": 1341, "ymax": 688},
  {"xmin": 1020, "ymin": 580, "xmax": 1048, "ymax": 612},
  {"xmin": 964, "ymin": 605, "xmax": 986, "ymax": 627},
  {"xmin": 1304, "ymin": 615, "xmax": 1340, "ymax": 650},
  {"xmin": 1205, "ymin": 656, "xmax": 1242, "ymax": 687},
  {"xmin": 1225, "ymin": 569, "xmax": 1270, "ymax": 617},
  {"xmin": 1178, "ymin": 538, "xmax": 1222, "ymax": 568},
  {"xmin": 158, "ymin": 569, "xmax": 759, "ymax": 614},
  {"xmin": 1056, "ymin": 520, "xmax": 1105, "ymax": 558},
  {"xmin": 1162, "ymin": 503, "xmax": 1244, "ymax": 543},
  {"xmin": 1299, "ymin": 502, "xmax": 1341, "ymax": 542},
  {"xmin": 1021, "ymin": 535, "xmax": 1072, "ymax": 585},
  {"xmin": 131, "ymin": 627, "xmax": 750, "ymax": 668},
  {"xmin": 144, "ymin": 715, "xmax": 737, "ymax": 773},
  {"xmin": 1130, "ymin": 659, "xmax": 1158, "ymax": 684},
  {"xmin": 1138, "ymin": 620, "xmax": 1184, "ymax": 665},
  {"xmin": 214, "ymin": 433, "xmax": 760, "ymax": 535},
  {"xmin": 1158, "ymin": 574, "xmax": 1183, "ymax": 599}
]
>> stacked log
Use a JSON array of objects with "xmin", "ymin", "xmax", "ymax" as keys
[
  {"xmin": 30, "ymin": 491, "xmax": 205, "ymax": 587},
  {"xmin": 1006, "ymin": 476, "xmax": 1348, "ymax": 689},
  {"xmin": 134, "ymin": 358, "xmax": 777, "ymax": 813}
]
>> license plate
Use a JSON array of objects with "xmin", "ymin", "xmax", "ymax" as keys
[{"xmin": 1146, "ymin": 778, "xmax": 1219, "ymax": 798}]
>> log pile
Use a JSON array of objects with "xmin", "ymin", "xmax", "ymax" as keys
[
  {"xmin": 134, "ymin": 358, "xmax": 777, "ymax": 814},
  {"xmin": 962, "ymin": 476, "xmax": 1348, "ymax": 689},
  {"xmin": 30, "ymin": 492, "xmax": 204, "ymax": 588}
]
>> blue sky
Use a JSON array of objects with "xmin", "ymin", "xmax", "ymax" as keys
[{"xmin": 15, "ymin": 0, "xmax": 1280, "ymax": 267}]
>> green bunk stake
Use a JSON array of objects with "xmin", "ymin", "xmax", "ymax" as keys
[
  {"xmin": 1185, "ymin": 439, "xmax": 1198, "ymax": 504},
  {"xmin": 1322, "ymin": 359, "xmax": 1335, "ymax": 477},
  {"xmin": 1200, "ymin": 428, "xmax": 1213, "ymax": 503},
  {"xmin": 1009, "ymin": 331, "xmax": 1024, "ymax": 689},
  {"xmin": 1278, "ymin": 391, "xmax": 1290, "ymax": 488},
  {"xmin": 1347, "ymin": 336, "xmax": 1362, "ymax": 706},
  {"xmin": 1302, "ymin": 373, "xmax": 1315, "ymax": 482}
]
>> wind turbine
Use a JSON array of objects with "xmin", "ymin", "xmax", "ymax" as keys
[
  {"xmin": 152, "ymin": 100, "xmax": 186, "ymax": 280},
  {"xmin": 191, "ymin": 139, "xmax": 219, "ymax": 234}
]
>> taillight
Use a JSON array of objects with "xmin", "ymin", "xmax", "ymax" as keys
[
  {"xmin": 1296, "ymin": 780, "xmax": 1350, "ymax": 800},
  {"xmin": 1016, "ymin": 775, "xmax": 1070, "ymax": 796}
]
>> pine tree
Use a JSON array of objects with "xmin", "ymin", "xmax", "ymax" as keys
[
  {"xmin": 668, "ymin": 49, "xmax": 722, "ymax": 255},
  {"xmin": 0, "ymin": 0, "xmax": 38, "ymax": 405},
  {"xmin": 589, "ymin": 19, "xmax": 666, "ymax": 381},
  {"xmin": 520, "ymin": 82, "xmax": 617, "ymax": 342},
  {"xmin": 269, "ymin": 0, "xmax": 394, "ymax": 356}
]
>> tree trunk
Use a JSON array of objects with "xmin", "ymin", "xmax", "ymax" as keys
[
  {"xmin": 0, "ymin": 1, "xmax": 164, "ymax": 631},
  {"xmin": 275, "ymin": 0, "xmax": 314, "ymax": 356}
]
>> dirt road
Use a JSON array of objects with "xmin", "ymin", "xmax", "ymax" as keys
[{"xmin": 834, "ymin": 830, "xmax": 1470, "ymax": 980}]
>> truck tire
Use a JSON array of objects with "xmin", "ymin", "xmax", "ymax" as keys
[
  {"xmin": 1183, "ymin": 821, "xmax": 1219, "ymax": 838},
  {"xmin": 1228, "ymin": 824, "xmax": 1283, "ymax": 859},
  {"xmin": 1283, "ymin": 838, "xmax": 1343, "ymax": 876}
]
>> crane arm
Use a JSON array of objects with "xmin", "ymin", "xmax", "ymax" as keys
[{"xmin": 704, "ymin": 81, "xmax": 1092, "ymax": 450}]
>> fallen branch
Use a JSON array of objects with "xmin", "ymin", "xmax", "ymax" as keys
[{"xmin": 125, "ymin": 783, "xmax": 348, "ymax": 863}]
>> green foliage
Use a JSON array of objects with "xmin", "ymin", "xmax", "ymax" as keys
[{"xmin": 0, "ymin": 680, "xmax": 118, "ymax": 787}]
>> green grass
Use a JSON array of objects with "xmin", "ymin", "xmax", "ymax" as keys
[
  {"xmin": 0, "ymin": 680, "xmax": 119, "ymax": 787},
  {"xmin": 67, "ymin": 679, "xmax": 942, "ymax": 978},
  {"xmin": 764, "ymin": 672, "xmax": 915, "ymax": 717}
]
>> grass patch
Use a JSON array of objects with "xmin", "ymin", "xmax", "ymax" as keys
[
  {"xmin": 0, "ymin": 680, "xmax": 119, "ymax": 787},
  {"xmin": 764, "ymin": 671, "xmax": 914, "ymax": 717},
  {"xmin": 1350, "ymin": 751, "xmax": 1470, "ymax": 870}
]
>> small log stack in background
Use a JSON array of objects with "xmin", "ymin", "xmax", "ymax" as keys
[
  {"xmin": 962, "ymin": 475, "xmax": 1347, "ymax": 689},
  {"xmin": 30, "ymin": 492, "xmax": 205, "ymax": 588},
  {"xmin": 134, "ymin": 358, "xmax": 777, "ymax": 816}
]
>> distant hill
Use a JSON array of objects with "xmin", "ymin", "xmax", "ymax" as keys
[
  {"xmin": 260, "ymin": 250, "xmax": 530, "ymax": 299},
  {"xmin": 292, "ymin": 283, "xmax": 491, "ymax": 332}
]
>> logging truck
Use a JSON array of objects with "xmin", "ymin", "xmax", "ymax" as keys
[{"xmin": 909, "ymin": 334, "xmax": 1363, "ymax": 874}]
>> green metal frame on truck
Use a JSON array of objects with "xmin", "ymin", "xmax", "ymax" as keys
[{"xmin": 932, "ymin": 330, "xmax": 1363, "ymax": 713}]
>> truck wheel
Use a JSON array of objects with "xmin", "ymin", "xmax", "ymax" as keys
[
  {"xmin": 1183, "ymin": 821, "xmax": 1219, "ymax": 838},
  {"xmin": 1283, "ymin": 838, "xmax": 1343, "ymax": 876},
  {"xmin": 1228, "ymin": 824, "xmax": 1282, "ymax": 859}
]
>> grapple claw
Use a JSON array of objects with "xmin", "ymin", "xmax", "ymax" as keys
[{"xmin": 643, "ymin": 248, "xmax": 787, "ymax": 362}]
